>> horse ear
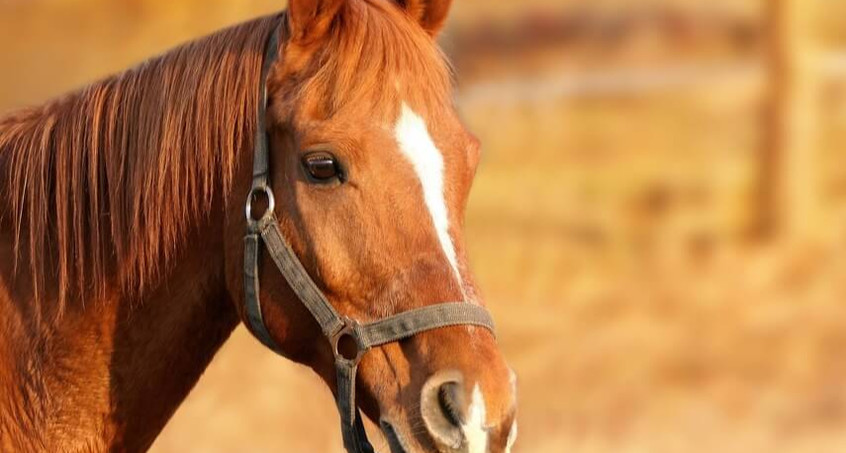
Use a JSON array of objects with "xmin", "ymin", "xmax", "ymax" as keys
[
  {"xmin": 397, "ymin": 0, "xmax": 453, "ymax": 36},
  {"xmin": 287, "ymin": 0, "xmax": 345, "ymax": 44}
]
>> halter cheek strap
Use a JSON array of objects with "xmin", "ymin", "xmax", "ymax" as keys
[{"xmin": 243, "ymin": 22, "xmax": 496, "ymax": 453}]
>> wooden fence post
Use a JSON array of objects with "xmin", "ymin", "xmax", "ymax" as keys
[{"xmin": 762, "ymin": 0, "xmax": 821, "ymax": 241}]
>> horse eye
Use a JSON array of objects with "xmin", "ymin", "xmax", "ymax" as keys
[{"xmin": 302, "ymin": 152, "xmax": 340, "ymax": 182}]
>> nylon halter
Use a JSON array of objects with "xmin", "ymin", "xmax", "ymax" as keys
[{"xmin": 243, "ymin": 23, "xmax": 496, "ymax": 453}]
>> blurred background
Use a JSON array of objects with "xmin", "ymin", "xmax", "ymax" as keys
[{"xmin": 3, "ymin": 0, "xmax": 846, "ymax": 452}]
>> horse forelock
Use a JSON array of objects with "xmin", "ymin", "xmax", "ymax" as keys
[{"xmin": 276, "ymin": 0, "xmax": 454, "ymax": 122}]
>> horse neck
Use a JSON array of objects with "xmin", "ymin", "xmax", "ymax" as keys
[{"xmin": 0, "ymin": 208, "xmax": 240, "ymax": 452}]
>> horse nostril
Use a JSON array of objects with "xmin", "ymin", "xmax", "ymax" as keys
[
  {"xmin": 421, "ymin": 371, "xmax": 466, "ymax": 449},
  {"xmin": 437, "ymin": 381, "xmax": 466, "ymax": 427}
]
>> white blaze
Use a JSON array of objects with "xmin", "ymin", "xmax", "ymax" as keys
[
  {"xmin": 506, "ymin": 369, "xmax": 518, "ymax": 452},
  {"xmin": 463, "ymin": 384, "xmax": 489, "ymax": 453},
  {"xmin": 394, "ymin": 103, "xmax": 462, "ymax": 285},
  {"xmin": 506, "ymin": 421, "xmax": 518, "ymax": 453}
]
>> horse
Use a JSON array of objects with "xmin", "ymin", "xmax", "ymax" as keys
[{"xmin": 0, "ymin": 1, "xmax": 517, "ymax": 452}]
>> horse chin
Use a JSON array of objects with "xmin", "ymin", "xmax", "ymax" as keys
[{"xmin": 380, "ymin": 419, "xmax": 411, "ymax": 453}]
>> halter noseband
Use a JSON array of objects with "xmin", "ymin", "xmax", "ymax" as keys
[{"xmin": 243, "ymin": 22, "xmax": 496, "ymax": 453}]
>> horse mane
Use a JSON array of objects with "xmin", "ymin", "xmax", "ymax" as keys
[{"xmin": 0, "ymin": 15, "xmax": 280, "ymax": 309}]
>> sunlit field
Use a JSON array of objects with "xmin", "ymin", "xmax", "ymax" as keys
[{"xmin": 2, "ymin": 1, "xmax": 846, "ymax": 452}]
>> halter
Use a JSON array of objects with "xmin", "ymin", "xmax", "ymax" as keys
[{"xmin": 243, "ymin": 23, "xmax": 496, "ymax": 453}]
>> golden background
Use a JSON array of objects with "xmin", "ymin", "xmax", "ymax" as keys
[{"xmin": 2, "ymin": 0, "xmax": 846, "ymax": 452}]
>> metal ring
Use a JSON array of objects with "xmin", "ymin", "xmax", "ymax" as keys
[
  {"xmin": 331, "ymin": 318, "xmax": 367, "ymax": 365},
  {"xmin": 245, "ymin": 185, "xmax": 276, "ymax": 227}
]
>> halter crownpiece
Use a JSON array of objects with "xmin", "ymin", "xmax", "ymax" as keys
[{"xmin": 243, "ymin": 20, "xmax": 496, "ymax": 453}]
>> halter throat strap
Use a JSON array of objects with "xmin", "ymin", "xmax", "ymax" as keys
[{"xmin": 243, "ymin": 22, "xmax": 496, "ymax": 453}]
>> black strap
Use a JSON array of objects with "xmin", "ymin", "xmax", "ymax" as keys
[
  {"xmin": 259, "ymin": 215, "xmax": 345, "ymax": 338},
  {"xmin": 243, "ymin": 21, "xmax": 496, "ymax": 453},
  {"xmin": 243, "ymin": 232, "xmax": 277, "ymax": 350},
  {"xmin": 251, "ymin": 25, "xmax": 279, "ymax": 188},
  {"xmin": 243, "ymin": 21, "xmax": 284, "ymax": 351}
]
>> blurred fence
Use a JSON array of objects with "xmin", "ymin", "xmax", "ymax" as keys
[
  {"xmin": 449, "ymin": 0, "xmax": 846, "ymax": 255},
  {"xmin": 459, "ymin": 54, "xmax": 846, "ymax": 103}
]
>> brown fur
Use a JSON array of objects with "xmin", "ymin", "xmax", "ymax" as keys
[{"xmin": 0, "ymin": 1, "xmax": 515, "ymax": 451}]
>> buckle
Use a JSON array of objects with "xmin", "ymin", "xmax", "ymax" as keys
[
  {"xmin": 245, "ymin": 185, "xmax": 276, "ymax": 228},
  {"xmin": 330, "ymin": 317, "xmax": 367, "ymax": 365}
]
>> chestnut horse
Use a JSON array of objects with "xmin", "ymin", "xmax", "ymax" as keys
[{"xmin": 0, "ymin": 1, "xmax": 517, "ymax": 452}]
